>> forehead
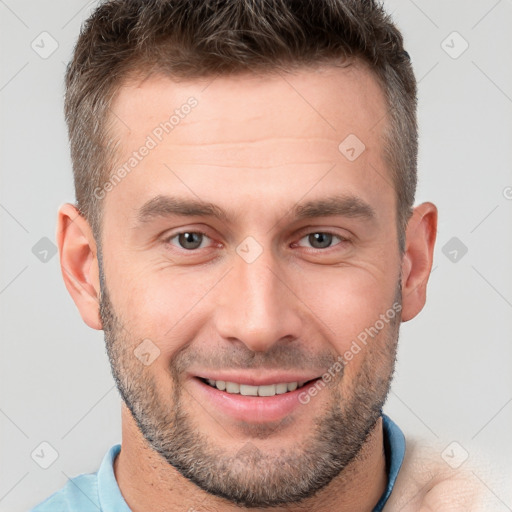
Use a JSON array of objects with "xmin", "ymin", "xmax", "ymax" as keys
[
  {"xmin": 103, "ymin": 62, "xmax": 393, "ymax": 229},
  {"xmin": 113, "ymin": 61, "xmax": 387, "ymax": 144}
]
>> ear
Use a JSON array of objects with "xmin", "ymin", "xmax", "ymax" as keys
[
  {"xmin": 401, "ymin": 202, "xmax": 438, "ymax": 322},
  {"xmin": 56, "ymin": 203, "xmax": 103, "ymax": 330}
]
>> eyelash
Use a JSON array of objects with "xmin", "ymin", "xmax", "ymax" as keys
[{"xmin": 164, "ymin": 230, "xmax": 350, "ymax": 253}]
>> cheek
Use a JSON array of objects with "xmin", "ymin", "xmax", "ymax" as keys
[
  {"xmin": 111, "ymin": 265, "xmax": 223, "ymax": 349},
  {"xmin": 297, "ymin": 267, "xmax": 398, "ymax": 354}
]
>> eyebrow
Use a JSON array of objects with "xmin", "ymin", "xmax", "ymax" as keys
[
  {"xmin": 294, "ymin": 194, "xmax": 375, "ymax": 221},
  {"xmin": 135, "ymin": 193, "xmax": 376, "ymax": 226}
]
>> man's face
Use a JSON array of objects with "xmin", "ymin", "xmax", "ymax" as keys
[{"xmin": 99, "ymin": 63, "xmax": 403, "ymax": 507}]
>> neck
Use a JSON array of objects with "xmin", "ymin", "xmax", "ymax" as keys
[{"xmin": 114, "ymin": 404, "xmax": 387, "ymax": 512}]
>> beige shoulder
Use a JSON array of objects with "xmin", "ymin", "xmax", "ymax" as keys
[{"xmin": 383, "ymin": 437, "xmax": 510, "ymax": 512}]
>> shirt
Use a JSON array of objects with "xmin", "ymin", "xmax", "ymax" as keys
[{"xmin": 30, "ymin": 414, "xmax": 405, "ymax": 512}]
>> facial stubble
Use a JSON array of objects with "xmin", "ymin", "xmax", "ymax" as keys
[{"xmin": 98, "ymin": 252, "xmax": 401, "ymax": 508}]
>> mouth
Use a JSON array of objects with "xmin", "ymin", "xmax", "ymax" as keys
[
  {"xmin": 191, "ymin": 375, "xmax": 323, "ymax": 424},
  {"xmin": 198, "ymin": 377, "xmax": 318, "ymax": 396}
]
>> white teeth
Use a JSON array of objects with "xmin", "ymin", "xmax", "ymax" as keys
[
  {"xmin": 225, "ymin": 382, "xmax": 240, "ymax": 393},
  {"xmin": 258, "ymin": 384, "xmax": 276, "ymax": 397},
  {"xmin": 275, "ymin": 383, "xmax": 288, "ymax": 394},
  {"xmin": 240, "ymin": 384, "xmax": 259, "ymax": 396},
  {"xmin": 204, "ymin": 379, "xmax": 307, "ymax": 396}
]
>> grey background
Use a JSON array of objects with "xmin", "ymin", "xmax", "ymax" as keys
[{"xmin": 1, "ymin": 0, "xmax": 511, "ymax": 510}]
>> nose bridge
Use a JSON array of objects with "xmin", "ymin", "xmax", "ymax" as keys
[{"xmin": 214, "ymin": 240, "xmax": 302, "ymax": 352}]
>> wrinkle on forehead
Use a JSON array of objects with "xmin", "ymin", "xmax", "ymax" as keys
[{"xmin": 108, "ymin": 61, "xmax": 388, "ymax": 161}]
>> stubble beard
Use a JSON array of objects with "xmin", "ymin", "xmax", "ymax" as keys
[{"xmin": 99, "ymin": 256, "xmax": 401, "ymax": 508}]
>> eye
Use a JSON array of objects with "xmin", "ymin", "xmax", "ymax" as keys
[
  {"xmin": 295, "ymin": 232, "xmax": 347, "ymax": 250},
  {"xmin": 166, "ymin": 231, "xmax": 212, "ymax": 251}
]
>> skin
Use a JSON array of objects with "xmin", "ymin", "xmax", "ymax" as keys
[{"xmin": 56, "ymin": 61, "xmax": 437, "ymax": 511}]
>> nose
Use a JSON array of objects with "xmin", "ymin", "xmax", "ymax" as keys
[{"xmin": 213, "ymin": 243, "xmax": 303, "ymax": 353}]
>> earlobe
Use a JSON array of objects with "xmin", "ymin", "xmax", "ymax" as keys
[
  {"xmin": 56, "ymin": 203, "xmax": 103, "ymax": 330},
  {"xmin": 400, "ymin": 202, "xmax": 438, "ymax": 322}
]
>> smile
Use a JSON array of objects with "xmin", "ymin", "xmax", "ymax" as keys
[
  {"xmin": 192, "ymin": 374, "xmax": 323, "ymax": 422},
  {"xmin": 200, "ymin": 378, "xmax": 315, "ymax": 397}
]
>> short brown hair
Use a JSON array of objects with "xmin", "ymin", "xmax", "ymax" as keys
[{"xmin": 65, "ymin": 0, "xmax": 417, "ymax": 249}]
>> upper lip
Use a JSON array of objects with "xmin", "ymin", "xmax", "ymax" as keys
[{"xmin": 193, "ymin": 372, "xmax": 321, "ymax": 386}]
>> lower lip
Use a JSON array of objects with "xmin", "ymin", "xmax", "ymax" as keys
[{"xmin": 190, "ymin": 377, "xmax": 320, "ymax": 423}]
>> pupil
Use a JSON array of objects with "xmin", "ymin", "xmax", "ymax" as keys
[
  {"xmin": 180, "ymin": 232, "xmax": 202, "ymax": 250},
  {"xmin": 310, "ymin": 233, "xmax": 332, "ymax": 249}
]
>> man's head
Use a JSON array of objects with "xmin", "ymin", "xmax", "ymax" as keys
[{"xmin": 57, "ymin": 0, "xmax": 437, "ymax": 508}]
